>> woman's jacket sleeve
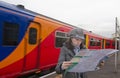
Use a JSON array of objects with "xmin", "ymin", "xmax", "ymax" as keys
[{"xmin": 55, "ymin": 46, "xmax": 66, "ymax": 74}]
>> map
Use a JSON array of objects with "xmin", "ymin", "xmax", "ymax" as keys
[{"xmin": 68, "ymin": 49, "xmax": 119, "ymax": 73}]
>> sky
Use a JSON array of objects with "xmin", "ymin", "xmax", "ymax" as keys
[{"xmin": 1, "ymin": 0, "xmax": 120, "ymax": 38}]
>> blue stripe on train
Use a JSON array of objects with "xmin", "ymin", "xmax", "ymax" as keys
[{"xmin": 0, "ymin": 6, "xmax": 34, "ymax": 61}]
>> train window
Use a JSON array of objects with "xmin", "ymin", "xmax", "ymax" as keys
[
  {"xmin": 112, "ymin": 42, "xmax": 115, "ymax": 46},
  {"xmin": 56, "ymin": 32, "xmax": 66, "ymax": 37},
  {"xmin": 106, "ymin": 41, "xmax": 110, "ymax": 46},
  {"xmin": 97, "ymin": 40, "xmax": 101, "ymax": 46},
  {"xmin": 3, "ymin": 22, "xmax": 19, "ymax": 46},
  {"xmin": 90, "ymin": 38, "xmax": 96, "ymax": 46},
  {"xmin": 55, "ymin": 31, "xmax": 68, "ymax": 47},
  {"xmin": 55, "ymin": 37, "xmax": 67, "ymax": 47},
  {"xmin": 84, "ymin": 34, "xmax": 86, "ymax": 45},
  {"xmin": 29, "ymin": 28, "xmax": 37, "ymax": 44}
]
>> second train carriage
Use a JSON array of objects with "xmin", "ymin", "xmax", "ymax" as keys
[{"xmin": 0, "ymin": 1, "xmax": 115, "ymax": 78}]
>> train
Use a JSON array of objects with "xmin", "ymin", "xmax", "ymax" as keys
[{"xmin": 0, "ymin": 1, "xmax": 115, "ymax": 78}]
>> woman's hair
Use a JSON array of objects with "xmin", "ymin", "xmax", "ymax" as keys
[{"xmin": 64, "ymin": 37, "xmax": 85, "ymax": 51}]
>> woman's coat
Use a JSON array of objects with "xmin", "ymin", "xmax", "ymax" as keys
[{"xmin": 55, "ymin": 45, "xmax": 86, "ymax": 78}]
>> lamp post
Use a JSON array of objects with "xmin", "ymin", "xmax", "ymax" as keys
[{"xmin": 114, "ymin": 17, "xmax": 120, "ymax": 73}]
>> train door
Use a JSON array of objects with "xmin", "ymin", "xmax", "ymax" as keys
[
  {"xmin": 23, "ymin": 21, "xmax": 41, "ymax": 71},
  {"xmin": 102, "ymin": 39, "xmax": 104, "ymax": 49}
]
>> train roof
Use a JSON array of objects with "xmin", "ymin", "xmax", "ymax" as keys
[
  {"xmin": 84, "ymin": 30, "xmax": 114, "ymax": 40},
  {"xmin": 0, "ymin": 1, "xmax": 77, "ymax": 28}
]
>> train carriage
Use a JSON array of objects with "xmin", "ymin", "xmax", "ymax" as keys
[
  {"xmin": 84, "ymin": 30, "xmax": 103, "ymax": 49},
  {"xmin": 104, "ymin": 38, "xmax": 115, "ymax": 49}
]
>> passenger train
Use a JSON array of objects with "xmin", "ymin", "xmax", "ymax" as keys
[{"xmin": 0, "ymin": 1, "xmax": 115, "ymax": 78}]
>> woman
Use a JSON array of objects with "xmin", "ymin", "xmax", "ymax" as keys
[{"xmin": 55, "ymin": 28, "xmax": 86, "ymax": 78}]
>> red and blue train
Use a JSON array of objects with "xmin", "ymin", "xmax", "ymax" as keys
[{"xmin": 0, "ymin": 1, "xmax": 115, "ymax": 78}]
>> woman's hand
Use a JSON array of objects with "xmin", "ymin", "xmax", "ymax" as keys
[
  {"xmin": 99, "ymin": 60, "xmax": 105, "ymax": 67},
  {"xmin": 97, "ymin": 60, "xmax": 105, "ymax": 69},
  {"xmin": 61, "ymin": 61, "xmax": 72, "ymax": 70},
  {"xmin": 96, "ymin": 61, "xmax": 105, "ymax": 70}
]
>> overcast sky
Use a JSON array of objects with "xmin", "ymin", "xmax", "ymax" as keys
[{"xmin": 1, "ymin": 0, "xmax": 120, "ymax": 38}]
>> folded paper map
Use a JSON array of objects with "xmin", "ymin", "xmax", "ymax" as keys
[{"xmin": 68, "ymin": 49, "xmax": 119, "ymax": 73}]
